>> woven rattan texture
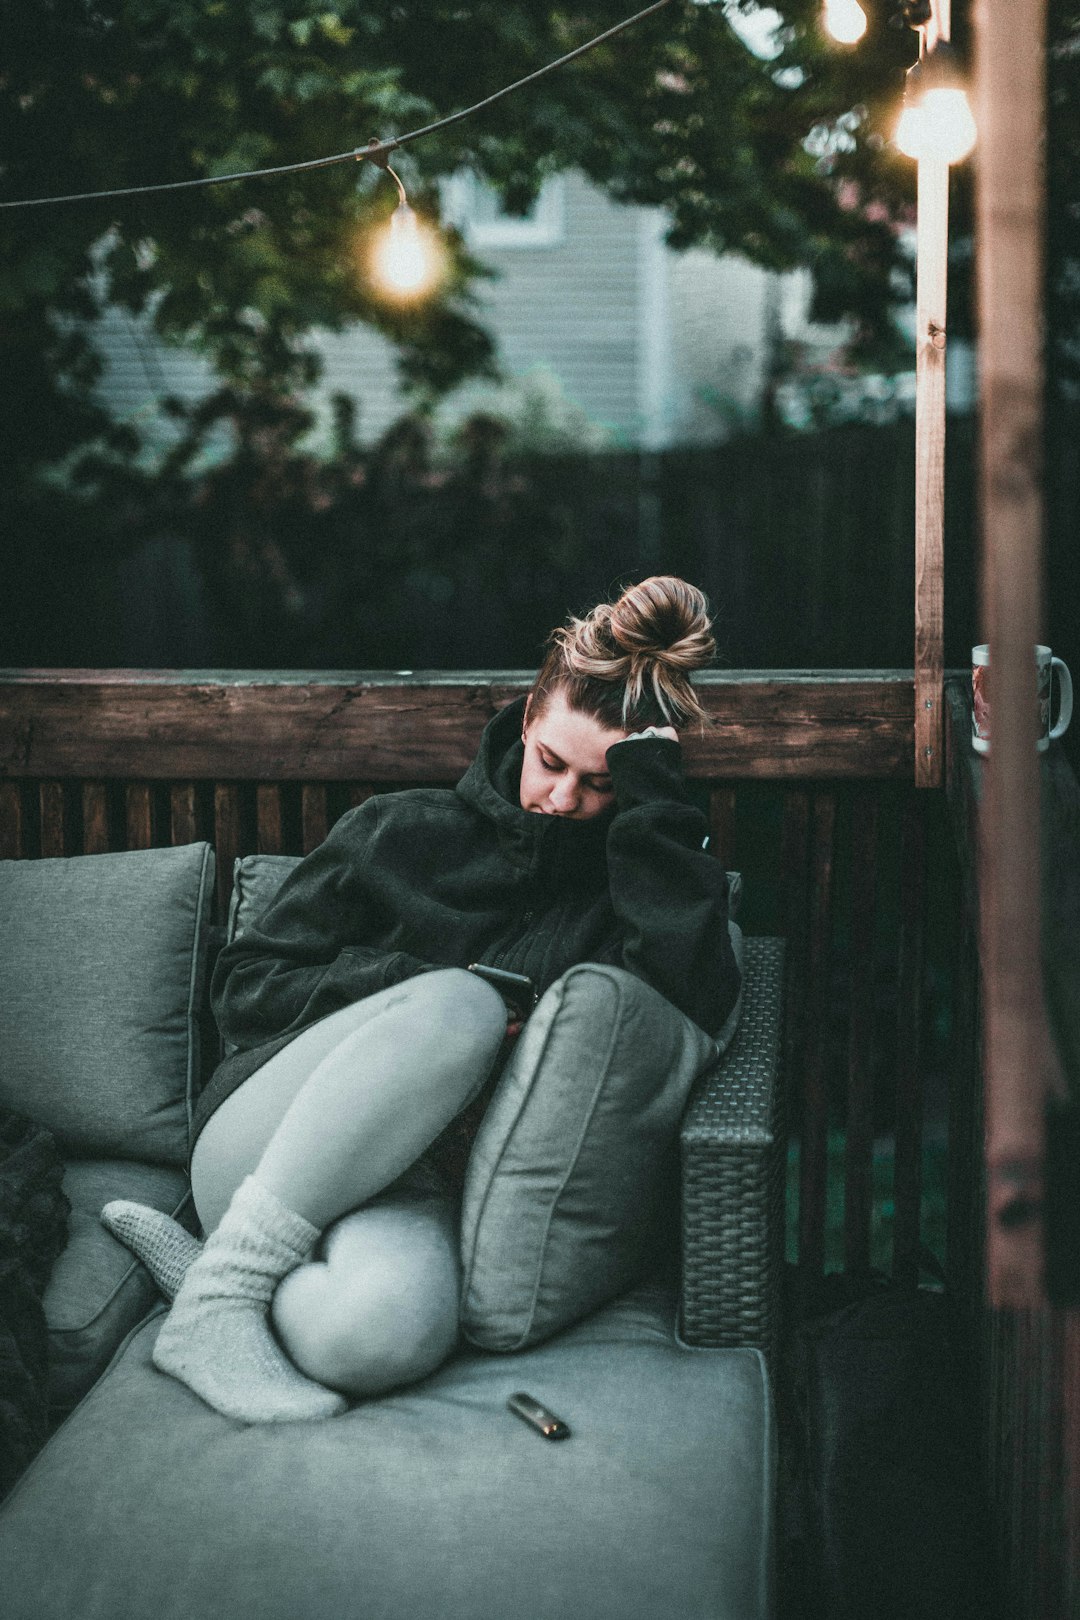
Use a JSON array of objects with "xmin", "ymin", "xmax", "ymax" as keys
[{"xmin": 679, "ymin": 937, "xmax": 786, "ymax": 1357}]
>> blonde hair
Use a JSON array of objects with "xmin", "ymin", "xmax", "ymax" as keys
[{"xmin": 532, "ymin": 576, "xmax": 715, "ymax": 731}]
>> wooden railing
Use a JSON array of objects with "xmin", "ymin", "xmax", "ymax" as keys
[{"xmin": 0, "ymin": 667, "xmax": 940, "ymax": 1292}]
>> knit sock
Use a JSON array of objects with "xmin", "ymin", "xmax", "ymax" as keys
[
  {"xmin": 100, "ymin": 1201, "xmax": 203, "ymax": 1301},
  {"xmin": 151, "ymin": 1175, "xmax": 347, "ymax": 1424}
]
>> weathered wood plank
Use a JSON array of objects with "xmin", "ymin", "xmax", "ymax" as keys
[
  {"xmin": 844, "ymin": 787, "xmax": 879, "ymax": 1274},
  {"xmin": 1066, "ymin": 1312, "xmax": 1080, "ymax": 1620},
  {"xmin": 0, "ymin": 671, "xmax": 918, "ymax": 781},
  {"xmin": 976, "ymin": 0, "xmax": 1050, "ymax": 1313},
  {"xmin": 125, "ymin": 784, "xmax": 155, "ymax": 850},
  {"xmin": 347, "ymin": 784, "xmax": 375, "ymax": 809},
  {"xmin": 301, "ymin": 785, "xmax": 328, "ymax": 853},
  {"xmin": 708, "ymin": 788, "xmax": 736, "ymax": 869},
  {"xmin": 170, "ymin": 783, "xmax": 198, "ymax": 846},
  {"xmin": 798, "ymin": 791, "xmax": 836, "ymax": 1282},
  {"xmin": 38, "ymin": 781, "xmax": 67, "ymax": 857},
  {"xmin": 913, "ymin": 155, "xmax": 948, "ymax": 789},
  {"xmin": 213, "ymin": 785, "xmax": 241, "ymax": 922},
  {"xmin": 256, "ymin": 784, "xmax": 284, "ymax": 854},
  {"xmin": 82, "ymin": 782, "xmax": 110, "ymax": 854},
  {"xmin": 781, "ymin": 789, "xmax": 811, "ymax": 1146},
  {"xmin": 0, "ymin": 780, "xmax": 26, "ymax": 858},
  {"xmin": 893, "ymin": 790, "xmax": 928, "ymax": 1288}
]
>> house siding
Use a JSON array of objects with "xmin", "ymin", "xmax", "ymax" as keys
[{"xmin": 88, "ymin": 171, "xmax": 835, "ymax": 454}]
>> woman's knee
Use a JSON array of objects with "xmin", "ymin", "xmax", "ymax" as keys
[
  {"xmin": 402, "ymin": 968, "xmax": 508, "ymax": 1102},
  {"xmin": 272, "ymin": 1203, "xmax": 461, "ymax": 1398},
  {"xmin": 416, "ymin": 967, "xmax": 507, "ymax": 1047}
]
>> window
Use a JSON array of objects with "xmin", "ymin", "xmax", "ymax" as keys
[{"xmin": 441, "ymin": 173, "xmax": 566, "ymax": 249}]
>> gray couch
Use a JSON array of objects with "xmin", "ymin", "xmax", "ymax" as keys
[{"xmin": 0, "ymin": 841, "xmax": 785, "ymax": 1620}]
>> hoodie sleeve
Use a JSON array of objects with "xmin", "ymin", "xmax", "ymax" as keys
[
  {"xmin": 211, "ymin": 798, "xmax": 435, "ymax": 1053},
  {"xmin": 603, "ymin": 735, "xmax": 741, "ymax": 1038}
]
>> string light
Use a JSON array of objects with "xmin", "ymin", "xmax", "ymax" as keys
[
  {"xmin": 368, "ymin": 164, "xmax": 443, "ymax": 300},
  {"xmin": 0, "ymin": 0, "xmax": 672, "ymax": 212},
  {"xmin": 823, "ymin": 0, "xmax": 868, "ymax": 45},
  {"xmin": 894, "ymin": 44, "xmax": 976, "ymax": 162}
]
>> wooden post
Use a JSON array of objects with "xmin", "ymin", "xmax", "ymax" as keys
[
  {"xmin": 976, "ymin": 0, "xmax": 1054, "ymax": 1307},
  {"xmin": 913, "ymin": 152, "xmax": 948, "ymax": 788}
]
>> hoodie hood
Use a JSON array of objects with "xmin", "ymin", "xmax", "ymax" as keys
[{"xmin": 456, "ymin": 694, "xmax": 613, "ymax": 872}]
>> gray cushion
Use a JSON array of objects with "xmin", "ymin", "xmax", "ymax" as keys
[
  {"xmin": 227, "ymin": 852, "xmax": 303, "ymax": 942},
  {"xmin": 460, "ymin": 964, "xmax": 718, "ymax": 1352},
  {"xmin": 44, "ymin": 1159, "xmax": 198, "ymax": 1415},
  {"xmin": 0, "ymin": 844, "xmax": 215, "ymax": 1165},
  {"xmin": 0, "ymin": 1285, "xmax": 774, "ymax": 1620}
]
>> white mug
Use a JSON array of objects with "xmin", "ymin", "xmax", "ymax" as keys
[{"xmin": 971, "ymin": 644, "xmax": 1074, "ymax": 754}]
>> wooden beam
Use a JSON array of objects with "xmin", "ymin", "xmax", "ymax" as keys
[
  {"xmin": 976, "ymin": 0, "xmax": 1056, "ymax": 1307},
  {"xmin": 914, "ymin": 154, "xmax": 948, "ymax": 788},
  {"xmin": 0, "ymin": 670, "xmax": 918, "ymax": 782}
]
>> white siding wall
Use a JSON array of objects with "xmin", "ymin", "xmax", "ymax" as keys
[{"xmin": 90, "ymin": 172, "xmax": 836, "ymax": 454}]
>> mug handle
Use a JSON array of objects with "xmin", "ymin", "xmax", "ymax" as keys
[{"xmin": 1050, "ymin": 658, "xmax": 1073, "ymax": 740}]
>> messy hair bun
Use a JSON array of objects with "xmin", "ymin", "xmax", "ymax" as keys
[{"xmin": 533, "ymin": 576, "xmax": 715, "ymax": 731}]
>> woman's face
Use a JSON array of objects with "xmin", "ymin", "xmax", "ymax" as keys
[{"xmin": 519, "ymin": 689, "xmax": 627, "ymax": 820}]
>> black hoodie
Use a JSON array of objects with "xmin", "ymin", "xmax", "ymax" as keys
[{"xmin": 191, "ymin": 695, "xmax": 740, "ymax": 1156}]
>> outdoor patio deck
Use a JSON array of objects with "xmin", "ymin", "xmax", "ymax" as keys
[{"xmin": 2, "ymin": 664, "xmax": 1077, "ymax": 1616}]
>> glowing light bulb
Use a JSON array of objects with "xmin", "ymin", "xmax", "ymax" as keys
[
  {"xmin": 372, "ymin": 203, "xmax": 430, "ymax": 295},
  {"xmin": 895, "ymin": 101, "xmax": 927, "ymax": 158},
  {"xmin": 823, "ymin": 0, "xmax": 867, "ymax": 44},
  {"xmin": 917, "ymin": 87, "xmax": 977, "ymax": 162},
  {"xmin": 895, "ymin": 46, "xmax": 977, "ymax": 164}
]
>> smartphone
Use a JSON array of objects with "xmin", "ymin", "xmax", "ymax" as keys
[{"xmin": 467, "ymin": 964, "xmax": 537, "ymax": 1019}]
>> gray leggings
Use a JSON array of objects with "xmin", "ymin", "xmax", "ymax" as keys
[{"xmin": 190, "ymin": 967, "xmax": 509, "ymax": 1398}]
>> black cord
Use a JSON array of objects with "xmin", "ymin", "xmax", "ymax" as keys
[{"xmin": 1, "ymin": 0, "xmax": 673, "ymax": 211}]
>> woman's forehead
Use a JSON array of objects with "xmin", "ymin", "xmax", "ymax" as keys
[{"xmin": 532, "ymin": 691, "xmax": 623, "ymax": 771}]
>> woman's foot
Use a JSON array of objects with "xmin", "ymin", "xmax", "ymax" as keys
[
  {"xmin": 100, "ymin": 1201, "xmax": 203, "ymax": 1300},
  {"xmin": 151, "ymin": 1176, "xmax": 347, "ymax": 1424}
]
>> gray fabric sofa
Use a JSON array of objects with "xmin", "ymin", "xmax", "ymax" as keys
[{"xmin": 0, "ymin": 842, "xmax": 785, "ymax": 1620}]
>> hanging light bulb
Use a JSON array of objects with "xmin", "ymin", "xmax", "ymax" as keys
[
  {"xmin": 894, "ymin": 43, "xmax": 977, "ymax": 163},
  {"xmin": 913, "ymin": 86, "xmax": 977, "ymax": 162},
  {"xmin": 823, "ymin": 0, "xmax": 867, "ymax": 45},
  {"xmin": 368, "ymin": 162, "xmax": 443, "ymax": 300},
  {"xmin": 895, "ymin": 61, "xmax": 927, "ymax": 156}
]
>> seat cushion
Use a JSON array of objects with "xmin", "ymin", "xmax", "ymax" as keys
[
  {"xmin": 44, "ymin": 1159, "xmax": 198, "ymax": 1416},
  {"xmin": 0, "ymin": 1284, "xmax": 774, "ymax": 1620},
  {"xmin": 0, "ymin": 844, "xmax": 215, "ymax": 1165}
]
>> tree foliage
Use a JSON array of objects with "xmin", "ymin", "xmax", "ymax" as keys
[{"xmin": 1, "ymin": 0, "xmax": 934, "ymax": 473}]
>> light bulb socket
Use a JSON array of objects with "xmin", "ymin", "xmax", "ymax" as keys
[
  {"xmin": 921, "ymin": 39, "xmax": 965, "ymax": 92},
  {"xmin": 902, "ymin": 41, "xmax": 966, "ymax": 107}
]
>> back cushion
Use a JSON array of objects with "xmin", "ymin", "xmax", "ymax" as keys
[
  {"xmin": 0, "ymin": 844, "xmax": 215, "ymax": 1166},
  {"xmin": 227, "ymin": 853, "xmax": 302, "ymax": 943}
]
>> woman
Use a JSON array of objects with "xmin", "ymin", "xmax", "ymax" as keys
[{"xmin": 103, "ymin": 575, "xmax": 740, "ymax": 1423}]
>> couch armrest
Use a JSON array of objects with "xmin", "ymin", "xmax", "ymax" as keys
[{"xmin": 679, "ymin": 936, "xmax": 786, "ymax": 1360}]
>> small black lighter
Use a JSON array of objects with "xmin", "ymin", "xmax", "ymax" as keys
[{"xmin": 506, "ymin": 1391, "xmax": 571, "ymax": 1441}]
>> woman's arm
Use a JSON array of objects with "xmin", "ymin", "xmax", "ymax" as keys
[
  {"xmin": 603, "ymin": 733, "xmax": 740, "ymax": 1038},
  {"xmin": 211, "ymin": 798, "xmax": 434, "ymax": 1053}
]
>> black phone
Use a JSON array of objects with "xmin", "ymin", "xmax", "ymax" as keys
[{"xmin": 467, "ymin": 964, "xmax": 537, "ymax": 1019}]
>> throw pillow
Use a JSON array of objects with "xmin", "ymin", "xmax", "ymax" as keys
[
  {"xmin": 0, "ymin": 844, "xmax": 215, "ymax": 1166},
  {"xmin": 459, "ymin": 957, "xmax": 725, "ymax": 1352}
]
